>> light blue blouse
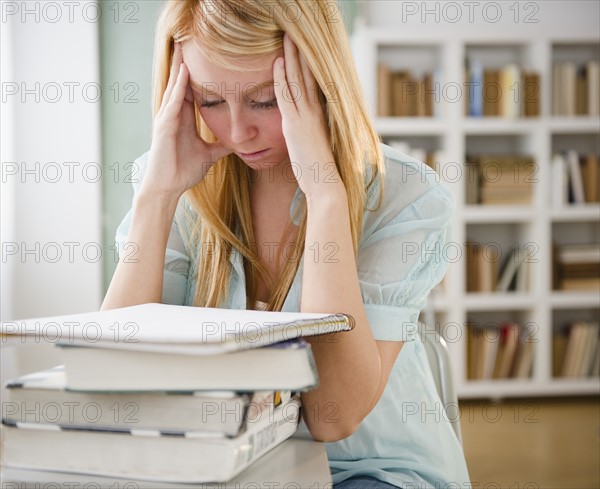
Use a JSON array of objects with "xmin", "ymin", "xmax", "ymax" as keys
[{"xmin": 115, "ymin": 144, "xmax": 471, "ymax": 487}]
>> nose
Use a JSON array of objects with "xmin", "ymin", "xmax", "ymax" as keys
[{"xmin": 229, "ymin": 106, "xmax": 257, "ymax": 146}]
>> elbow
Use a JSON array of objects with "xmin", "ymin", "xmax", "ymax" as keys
[{"xmin": 306, "ymin": 418, "xmax": 362, "ymax": 443}]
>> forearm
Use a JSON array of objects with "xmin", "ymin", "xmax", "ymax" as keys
[
  {"xmin": 300, "ymin": 183, "xmax": 381, "ymax": 442},
  {"xmin": 101, "ymin": 191, "xmax": 179, "ymax": 310}
]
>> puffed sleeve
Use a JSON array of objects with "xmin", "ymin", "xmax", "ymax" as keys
[
  {"xmin": 358, "ymin": 149, "xmax": 456, "ymax": 342},
  {"xmin": 113, "ymin": 151, "xmax": 192, "ymax": 306}
]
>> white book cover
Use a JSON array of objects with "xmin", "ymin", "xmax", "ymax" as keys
[
  {"xmin": 1, "ymin": 303, "xmax": 352, "ymax": 355},
  {"xmin": 551, "ymin": 153, "xmax": 569, "ymax": 208},
  {"xmin": 566, "ymin": 149, "xmax": 585, "ymax": 204}
]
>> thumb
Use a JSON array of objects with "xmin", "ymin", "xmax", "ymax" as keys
[{"xmin": 208, "ymin": 141, "xmax": 233, "ymax": 162}]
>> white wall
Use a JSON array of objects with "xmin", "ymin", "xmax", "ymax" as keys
[
  {"xmin": 362, "ymin": 0, "xmax": 599, "ymax": 38},
  {"xmin": 1, "ymin": 0, "xmax": 102, "ymax": 382}
]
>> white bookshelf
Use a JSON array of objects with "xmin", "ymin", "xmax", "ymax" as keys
[{"xmin": 351, "ymin": 28, "xmax": 600, "ymax": 399}]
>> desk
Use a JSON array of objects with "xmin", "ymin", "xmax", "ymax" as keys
[{"xmin": 0, "ymin": 438, "xmax": 332, "ymax": 488}]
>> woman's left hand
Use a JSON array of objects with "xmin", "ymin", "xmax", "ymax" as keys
[{"xmin": 273, "ymin": 33, "xmax": 343, "ymax": 201}]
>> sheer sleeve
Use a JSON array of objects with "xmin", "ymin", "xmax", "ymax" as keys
[{"xmin": 358, "ymin": 149, "xmax": 456, "ymax": 342}]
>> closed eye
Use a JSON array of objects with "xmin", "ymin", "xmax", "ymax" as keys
[
  {"xmin": 200, "ymin": 100, "xmax": 223, "ymax": 108},
  {"xmin": 249, "ymin": 99, "xmax": 278, "ymax": 109}
]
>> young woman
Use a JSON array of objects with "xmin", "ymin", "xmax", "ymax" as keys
[{"xmin": 103, "ymin": 1, "xmax": 470, "ymax": 487}]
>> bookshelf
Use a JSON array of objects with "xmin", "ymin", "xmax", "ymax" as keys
[{"xmin": 351, "ymin": 29, "xmax": 600, "ymax": 399}]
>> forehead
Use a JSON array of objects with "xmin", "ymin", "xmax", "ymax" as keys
[{"xmin": 181, "ymin": 42, "xmax": 280, "ymax": 96}]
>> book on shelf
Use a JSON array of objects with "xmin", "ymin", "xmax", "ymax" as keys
[
  {"xmin": 464, "ymin": 59, "xmax": 539, "ymax": 118},
  {"xmin": 466, "ymin": 154, "xmax": 536, "ymax": 205},
  {"xmin": 522, "ymin": 70, "xmax": 541, "ymax": 117},
  {"xmin": 492, "ymin": 322, "xmax": 520, "ymax": 379},
  {"xmin": 465, "ymin": 241, "xmax": 499, "ymax": 293},
  {"xmin": 553, "ymin": 60, "xmax": 600, "ymax": 116},
  {"xmin": 551, "ymin": 150, "xmax": 600, "ymax": 206},
  {"xmin": 377, "ymin": 62, "xmax": 437, "ymax": 117},
  {"xmin": 552, "ymin": 243, "xmax": 600, "ymax": 291},
  {"xmin": 495, "ymin": 245, "xmax": 533, "ymax": 293},
  {"xmin": 467, "ymin": 322, "xmax": 536, "ymax": 381},
  {"xmin": 554, "ymin": 321, "xmax": 600, "ymax": 378},
  {"xmin": 1, "ymin": 394, "xmax": 302, "ymax": 483}
]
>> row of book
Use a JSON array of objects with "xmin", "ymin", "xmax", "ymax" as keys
[
  {"xmin": 464, "ymin": 60, "xmax": 540, "ymax": 118},
  {"xmin": 552, "ymin": 61, "xmax": 600, "ymax": 116},
  {"xmin": 377, "ymin": 63, "xmax": 441, "ymax": 117},
  {"xmin": 0, "ymin": 303, "xmax": 352, "ymax": 483},
  {"xmin": 466, "ymin": 153, "xmax": 536, "ymax": 205},
  {"xmin": 466, "ymin": 242, "xmax": 532, "ymax": 293},
  {"xmin": 553, "ymin": 321, "xmax": 600, "ymax": 378},
  {"xmin": 466, "ymin": 322, "xmax": 535, "ymax": 380},
  {"xmin": 551, "ymin": 150, "xmax": 600, "ymax": 206},
  {"xmin": 552, "ymin": 243, "xmax": 600, "ymax": 292}
]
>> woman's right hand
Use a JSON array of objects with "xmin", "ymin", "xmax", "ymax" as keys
[{"xmin": 140, "ymin": 42, "xmax": 232, "ymax": 200}]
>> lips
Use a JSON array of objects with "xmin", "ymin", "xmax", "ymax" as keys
[{"xmin": 237, "ymin": 149, "xmax": 269, "ymax": 161}]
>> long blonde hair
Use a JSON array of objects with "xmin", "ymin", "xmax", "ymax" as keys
[{"xmin": 152, "ymin": 0, "xmax": 385, "ymax": 311}]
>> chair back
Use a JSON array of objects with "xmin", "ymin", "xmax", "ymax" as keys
[{"xmin": 418, "ymin": 323, "xmax": 463, "ymax": 445}]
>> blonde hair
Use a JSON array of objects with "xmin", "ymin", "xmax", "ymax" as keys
[{"xmin": 152, "ymin": 0, "xmax": 385, "ymax": 311}]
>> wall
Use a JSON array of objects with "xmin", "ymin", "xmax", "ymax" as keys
[{"xmin": 1, "ymin": 0, "xmax": 103, "ymax": 383}]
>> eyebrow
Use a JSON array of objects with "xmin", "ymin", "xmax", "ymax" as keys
[{"xmin": 190, "ymin": 80, "xmax": 274, "ymax": 97}]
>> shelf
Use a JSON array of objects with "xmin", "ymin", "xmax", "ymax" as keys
[
  {"xmin": 464, "ymin": 293, "xmax": 535, "ymax": 311},
  {"xmin": 353, "ymin": 26, "xmax": 599, "ymax": 400},
  {"xmin": 462, "ymin": 118, "xmax": 537, "ymax": 135},
  {"xmin": 464, "ymin": 206, "xmax": 534, "ymax": 223},
  {"xmin": 550, "ymin": 292, "xmax": 600, "ymax": 309},
  {"xmin": 550, "ymin": 205, "xmax": 600, "ymax": 221},
  {"xmin": 459, "ymin": 378, "xmax": 600, "ymax": 399},
  {"xmin": 374, "ymin": 117, "xmax": 447, "ymax": 136},
  {"xmin": 548, "ymin": 117, "xmax": 600, "ymax": 133}
]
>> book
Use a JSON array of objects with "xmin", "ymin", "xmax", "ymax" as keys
[
  {"xmin": 0, "ymin": 396, "xmax": 302, "ymax": 483},
  {"xmin": 581, "ymin": 153, "xmax": 599, "ymax": 203},
  {"xmin": 587, "ymin": 60, "xmax": 600, "ymax": 116},
  {"xmin": 551, "ymin": 153, "xmax": 569, "ymax": 208},
  {"xmin": 494, "ymin": 322, "xmax": 520, "ymax": 379},
  {"xmin": 566, "ymin": 149, "xmax": 585, "ymax": 204},
  {"xmin": 2, "ymin": 365, "xmax": 288, "ymax": 436},
  {"xmin": 58, "ymin": 338, "xmax": 319, "ymax": 392},
  {"xmin": 0, "ymin": 302, "xmax": 352, "ymax": 354},
  {"xmin": 377, "ymin": 63, "xmax": 392, "ymax": 117}
]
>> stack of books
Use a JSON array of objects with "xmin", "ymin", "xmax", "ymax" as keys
[
  {"xmin": 552, "ymin": 243, "xmax": 600, "ymax": 291},
  {"xmin": 377, "ymin": 63, "xmax": 441, "ymax": 117},
  {"xmin": 0, "ymin": 303, "xmax": 352, "ymax": 483},
  {"xmin": 466, "ymin": 154, "xmax": 536, "ymax": 205}
]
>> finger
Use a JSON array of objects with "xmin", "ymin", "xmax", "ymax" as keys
[
  {"xmin": 273, "ymin": 56, "xmax": 296, "ymax": 118},
  {"xmin": 298, "ymin": 46, "xmax": 321, "ymax": 109},
  {"xmin": 159, "ymin": 42, "xmax": 183, "ymax": 116},
  {"xmin": 163, "ymin": 62, "xmax": 188, "ymax": 121},
  {"xmin": 282, "ymin": 33, "xmax": 304, "ymax": 109},
  {"xmin": 180, "ymin": 71, "xmax": 197, "ymax": 130}
]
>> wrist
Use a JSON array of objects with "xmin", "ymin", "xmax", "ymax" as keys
[
  {"xmin": 305, "ymin": 181, "xmax": 347, "ymax": 210},
  {"xmin": 133, "ymin": 189, "xmax": 181, "ymax": 220}
]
